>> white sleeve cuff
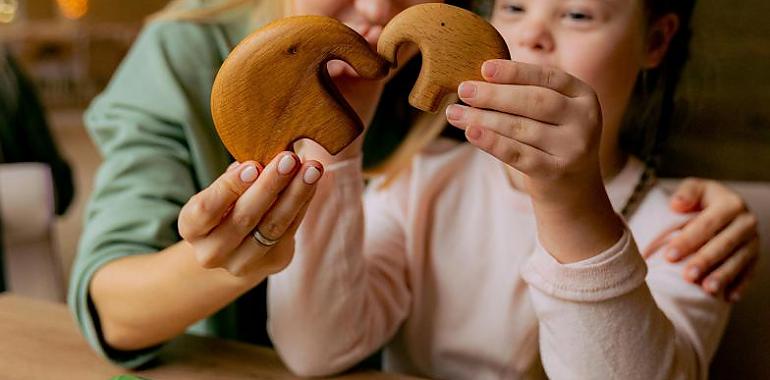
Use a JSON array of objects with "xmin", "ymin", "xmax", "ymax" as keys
[{"xmin": 521, "ymin": 227, "xmax": 648, "ymax": 302}]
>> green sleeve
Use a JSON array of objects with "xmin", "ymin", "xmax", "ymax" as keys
[{"xmin": 67, "ymin": 19, "xmax": 232, "ymax": 368}]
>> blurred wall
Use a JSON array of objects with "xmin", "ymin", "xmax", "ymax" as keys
[
  {"xmin": 24, "ymin": 0, "xmax": 167, "ymax": 22},
  {"xmin": 660, "ymin": 0, "xmax": 770, "ymax": 181}
]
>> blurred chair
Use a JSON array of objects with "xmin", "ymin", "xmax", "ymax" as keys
[
  {"xmin": 661, "ymin": 179, "xmax": 770, "ymax": 379},
  {"xmin": 0, "ymin": 162, "xmax": 65, "ymax": 302}
]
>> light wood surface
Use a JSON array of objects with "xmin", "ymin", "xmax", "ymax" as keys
[
  {"xmin": 0, "ymin": 294, "xmax": 418, "ymax": 379},
  {"xmin": 211, "ymin": 15, "xmax": 389, "ymax": 166},
  {"xmin": 378, "ymin": 3, "xmax": 510, "ymax": 112}
]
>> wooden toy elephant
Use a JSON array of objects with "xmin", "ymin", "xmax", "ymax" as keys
[{"xmin": 211, "ymin": 16, "xmax": 390, "ymax": 165}]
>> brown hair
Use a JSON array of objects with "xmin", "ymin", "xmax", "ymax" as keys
[{"xmin": 621, "ymin": 0, "xmax": 697, "ymax": 168}]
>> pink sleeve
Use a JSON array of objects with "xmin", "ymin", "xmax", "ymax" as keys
[
  {"xmin": 267, "ymin": 157, "xmax": 411, "ymax": 377},
  {"xmin": 522, "ymin": 226, "xmax": 729, "ymax": 379}
]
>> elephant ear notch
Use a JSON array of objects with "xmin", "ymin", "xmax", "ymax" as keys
[
  {"xmin": 378, "ymin": 3, "xmax": 511, "ymax": 112},
  {"xmin": 211, "ymin": 16, "xmax": 390, "ymax": 165}
]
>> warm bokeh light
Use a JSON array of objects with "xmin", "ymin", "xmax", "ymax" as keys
[
  {"xmin": 56, "ymin": 0, "xmax": 88, "ymax": 20},
  {"xmin": 0, "ymin": 0, "xmax": 17, "ymax": 23}
]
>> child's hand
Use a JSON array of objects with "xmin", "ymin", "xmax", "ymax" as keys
[
  {"xmin": 645, "ymin": 178, "xmax": 760, "ymax": 302},
  {"xmin": 447, "ymin": 59, "xmax": 604, "ymax": 206},
  {"xmin": 177, "ymin": 152, "xmax": 323, "ymax": 277},
  {"xmin": 448, "ymin": 59, "xmax": 626, "ymax": 263}
]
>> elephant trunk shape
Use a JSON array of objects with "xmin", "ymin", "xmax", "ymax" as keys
[
  {"xmin": 378, "ymin": 3, "xmax": 510, "ymax": 112},
  {"xmin": 211, "ymin": 16, "xmax": 390, "ymax": 165}
]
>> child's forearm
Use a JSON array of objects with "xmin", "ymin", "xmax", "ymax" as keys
[
  {"xmin": 89, "ymin": 241, "xmax": 266, "ymax": 351},
  {"xmin": 530, "ymin": 176, "xmax": 626, "ymax": 264}
]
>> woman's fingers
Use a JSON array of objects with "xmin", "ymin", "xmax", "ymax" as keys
[
  {"xmin": 226, "ymin": 177, "xmax": 318, "ymax": 277},
  {"xmin": 701, "ymin": 238, "xmax": 759, "ymax": 301},
  {"xmin": 255, "ymin": 163, "xmax": 323, "ymax": 240},
  {"xmin": 669, "ymin": 177, "xmax": 706, "ymax": 212},
  {"xmin": 725, "ymin": 243, "xmax": 759, "ymax": 303},
  {"xmin": 194, "ymin": 153, "xmax": 301, "ymax": 268},
  {"xmin": 480, "ymin": 60, "xmax": 587, "ymax": 97},
  {"xmin": 178, "ymin": 161, "xmax": 261, "ymax": 242},
  {"xmin": 683, "ymin": 213, "xmax": 759, "ymax": 282},
  {"xmin": 446, "ymin": 104, "xmax": 556, "ymax": 154},
  {"xmin": 666, "ymin": 199, "xmax": 746, "ymax": 262}
]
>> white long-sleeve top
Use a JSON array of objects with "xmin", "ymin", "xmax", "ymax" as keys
[{"xmin": 268, "ymin": 139, "xmax": 729, "ymax": 379}]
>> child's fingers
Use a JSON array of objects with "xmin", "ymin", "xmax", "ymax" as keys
[
  {"xmin": 194, "ymin": 153, "xmax": 300, "ymax": 268},
  {"xmin": 481, "ymin": 60, "xmax": 588, "ymax": 98},
  {"xmin": 458, "ymin": 81, "xmax": 569, "ymax": 125},
  {"xmin": 464, "ymin": 124, "xmax": 553, "ymax": 175},
  {"xmin": 667, "ymin": 201, "xmax": 746, "ymax": 261},
  {"xmin": 446, "ymin": 104, "xmax": 556, "ymax": 153},
  {"xmin": 701, "ymin": 238, "xmax": 759, "ymax": 299},
  {"xmin": 682, "ymin": 213, "xmax": 758, "ymax": 282},
  {"xmin": 670, "ymin": 177, "xmax": 706, "ymax": 212},
  {"xmin": 178, "ymin": 161, "xmax": 261, "ymax": 242}
]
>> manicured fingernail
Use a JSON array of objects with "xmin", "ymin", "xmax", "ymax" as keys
[
  {"xmin": 666, "ymin": 248, "xmax": 681, "ymax": 261},
  {"xmin": 466, "ymin": 126, "xmax": 482, "ymax": 140},
  {"xmin": 228, "ymin": 161, "xmax": 240, "ymax": 172},
  {"xmin": 303, "ymin": 166, "xmax": 322, "ymax": 184},
  {"xmin": 446, "ymin": 105, "xmax": 465, "ymax": 122},
  {"xmin": 278, "ymin": 155, "xmax": 297, "ymax": 175},
  {"xmin": 482, "ymin": 61, "xmax": 498, "ymax": 78},
  {"xmin": 704, "ymin": 278, "xmax": 721, "ymax": 293},
  {"xmin": 240, "ymin": 164, "xmax": 258, "ymax": 182},
  {"xmin": 458, "ymin": 82, "xmax": 476, "ymax": 98},
  {"xmin": 685, "ymin": 266, "xmax": 701, "ymax": 281}
]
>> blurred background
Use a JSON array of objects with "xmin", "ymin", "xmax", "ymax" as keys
[
  {"xmin": 0, "ymin": 0, "xmax": 768, "ymax": 301},
  {"xmin": 0, "ymin": 0, "xmax": 768, "ymax": 378}
]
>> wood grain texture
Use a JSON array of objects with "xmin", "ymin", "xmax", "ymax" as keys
[
  {"xmin": 0, "ymin": 294, "xmax": 423, "ymax": 379},
  {"xmin": 378, "ymin": 3, "xmax": 511, "ymax": 112},
  {"xmin": 211, "ymin": 16, "xmax": 390, "ymax": 165}
]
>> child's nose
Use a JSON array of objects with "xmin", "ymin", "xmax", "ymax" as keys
[
  {"xmin": 354, "ymin": 0, "xmax": 393, "ymax": 26},
  {"xmin": 516, "ymin": 19, "xmax": 555, "ymax": 53}
]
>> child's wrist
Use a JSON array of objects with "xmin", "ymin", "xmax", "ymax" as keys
[{"xmin": 528, "ymin": 177, "xmax": 625, "ymax": 263}]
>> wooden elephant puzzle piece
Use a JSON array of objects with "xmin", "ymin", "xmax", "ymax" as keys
[
  {"xmin": 378, "ymin": 3, "xmax": 510, "ymax": 112},
  {"xmin": 211, "ymin": 4, "xmax": 510, "ymax": 165}
]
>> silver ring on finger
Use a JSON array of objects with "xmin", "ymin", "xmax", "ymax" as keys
[{"xmin": 252, "ymin": 228, "xmax": 279, "ymax": 247}]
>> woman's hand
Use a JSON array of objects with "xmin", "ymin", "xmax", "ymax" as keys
[
  {"xmin": 177, "ymin": 152, "xmax": 323, "ymax": 277},
  {"xmin": 646, "ymin": 178, "xmax": 760, "ymax": 302},
  {"xmin": 447, "ymin": 59, "xmax": 624, "ymax": 263}
]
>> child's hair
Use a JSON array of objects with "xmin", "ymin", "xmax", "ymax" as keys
[{"xmin": 621, "ymin": 0, "xmax": 697, "ymax": 169}]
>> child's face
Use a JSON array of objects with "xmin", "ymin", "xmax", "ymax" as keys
[
  {"xmin": 490, "ymin": 0, "xmax": 649, "ymax": 137},
  {"xmin": 292, "ymin": 0, "xmax": 442, "ymax": 46}
]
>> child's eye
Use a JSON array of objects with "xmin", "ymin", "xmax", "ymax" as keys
[
  {"xmin": 563, "ymin": 10, "xmax": 594, "ymax": 22},
  {"xmin": 499, "ymin": 3, "xmax": 525, "ymax": 14}
]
